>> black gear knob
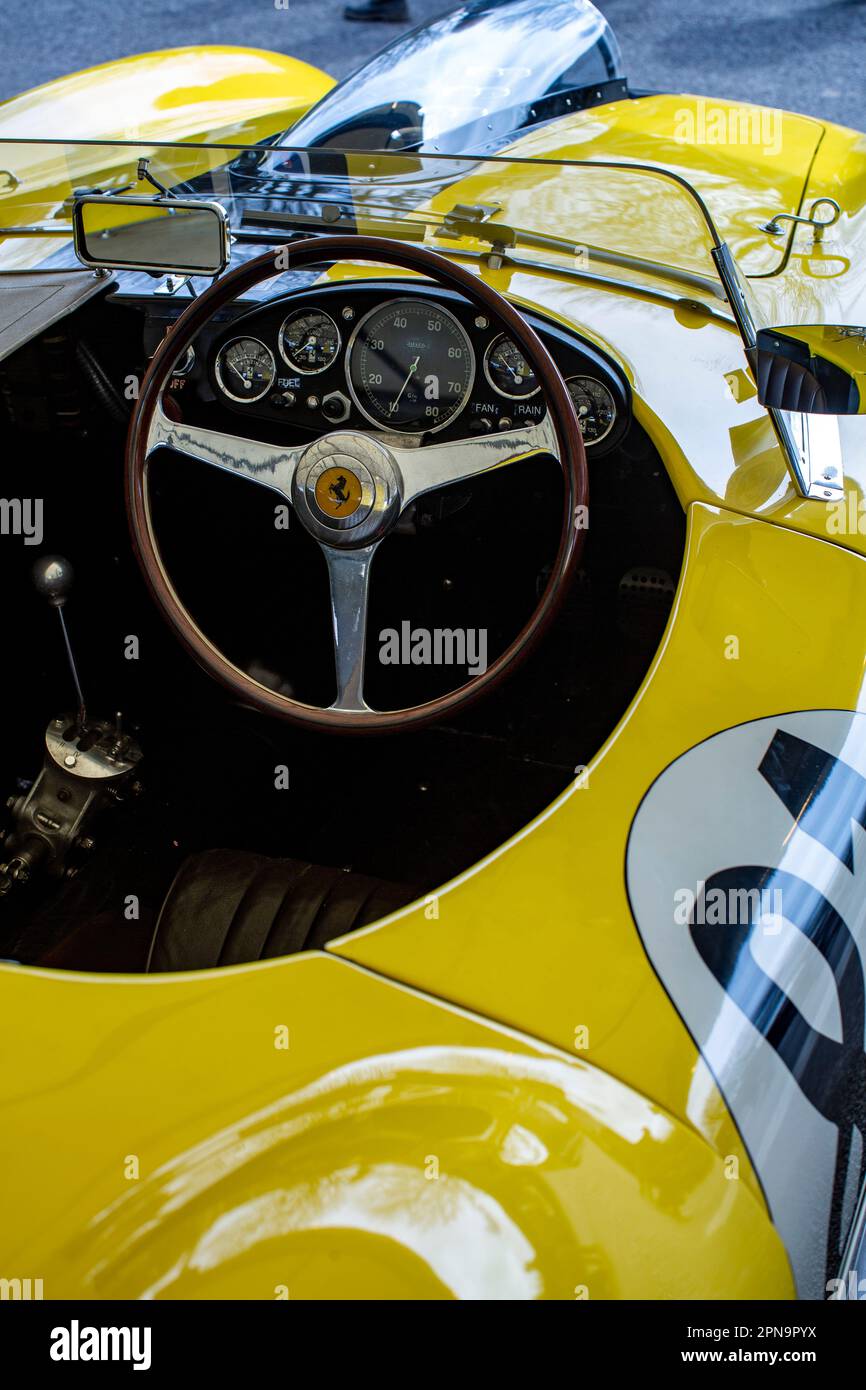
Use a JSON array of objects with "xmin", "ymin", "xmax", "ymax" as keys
[{"xmin": 32, "ymin": 555, "xmax": 74, "ymax": 608}]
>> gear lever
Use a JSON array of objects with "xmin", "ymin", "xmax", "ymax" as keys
[
  {"xmin": 0, "ymin": 559, "xmax": 142, "ymax": 897},
  {"xmin": 32, "ymin": 555, "xmax": 87, "ymax": 735}
]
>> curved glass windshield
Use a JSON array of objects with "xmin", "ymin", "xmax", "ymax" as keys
[{"xmin": 284, "ymin": 0, "xmax": 624, "ymax": 156}]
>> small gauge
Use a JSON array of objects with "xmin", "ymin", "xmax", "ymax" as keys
[
  {"xmin": 483, "ymin": 334, "xmax": 540, "ymax": 399},
  {"xmin": 566, "ymin": 375, "xmax": 616, "ymax": 445},
  {"xmin": 280, "ymin": 309, "xmax": 341, "ymax": 374},
  {"xmin": 215, "ymin": 337, "xmax": 276, "ymax": 403}
]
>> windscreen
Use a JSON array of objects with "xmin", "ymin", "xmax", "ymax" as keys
[
  {"xmin": 0, "ymin": 136, "xmax": 725, "ymax": 304},
  {"xmin": 283, "ymin": 0, "xmax": 624, "ymax": 155}
]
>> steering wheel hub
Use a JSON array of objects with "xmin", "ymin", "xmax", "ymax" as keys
[{"xmin": 292, "ymin": 432, "xmax": 402, "ymax": 547}]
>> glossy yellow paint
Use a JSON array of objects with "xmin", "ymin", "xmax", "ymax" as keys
[
  {"xmin": 749, "ymin": 119, "xmax": 866, "ymax": 330},
  {"xmin": 0, "ymin": 953, "xmax": 792, "ymax": 1299},
  {"xmin": 323, "ymin": 103, "xmax": 866, "ymax": 559},
  {"xmin": 319, "ymin": 250, "xmax": 866, "ymax": 562},
  {"xmin": 418, "ymin": 93, "xmax": 825, "ymax": 277},
  {"xmin": 0, "ymin": 45, "xmax": 333, "ymax": 142},
  {"xmin": 0, "ymin": 45, "xmax": 334, "ymax": 268},
  {"xmin": 3, "ymin": 84, "xmax": 864, "ymax": 1298},
  {"xmin": 487, "ymin": 264, "xmax": 866, "ymax": 557},
  {"xmin": 332, "ymin": 504, "xmax": 866, "ymax": 1189}
]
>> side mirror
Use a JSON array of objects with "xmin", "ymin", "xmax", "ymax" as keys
[
  {"xmin": 753, "ymin": 325, "xmax": 866, "ymax": 415},
  {"xmin": 72, "ymin": 194, "xmax": 230, "ymax": 276}
]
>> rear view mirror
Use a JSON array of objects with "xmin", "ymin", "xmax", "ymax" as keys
[
  {"xmin": 753, "ymin": 325, "xmax": 866, "ymax": 415},
  {"xmin": 72, "ymin": 194, "xmax": 230, "ymax": 276}
]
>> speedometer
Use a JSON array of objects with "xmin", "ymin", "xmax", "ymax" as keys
[{"xmin": 346, "ymin": 298, "xmax": 474, "ymax": 434}]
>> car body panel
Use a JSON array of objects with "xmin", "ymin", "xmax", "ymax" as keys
[
  {"xmin": 0, "ymin": 9, "xmax": 864, "ymax": 1300},
  {"xmin": 0, "ymin": 46, "xmax": 334, "ymax": 268},
  {"xmin": 427, "ymin": 92, "xmax": 825, "ymax": 277},
  {"xmin": 331, "ymin": 502, "xmax": 866, "ymax": 1294},
  {"xmin": 0, "ymin": 44, "xmax": 333, "ymax": 143},
  {"xmin": 0, "ymin": 952, "xmax": 792, "ymax": 1299},
  {"xmin": 319, "ymin": 244, "xmax": 866, "ymax": 559},
  {"xmin": 749, "ymin": 119, "xmax": 866, "ymax": 332}
]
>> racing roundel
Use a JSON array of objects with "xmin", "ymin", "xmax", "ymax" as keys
[{"xmin": 626, "ymin": 710, "xmax": 866, "ymax": 1300}]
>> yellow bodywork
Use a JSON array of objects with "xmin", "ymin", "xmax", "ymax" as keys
[
  {"xmin": 0, "ymin": 46, "xmax": 334, "ymax": 269},
  {"xmin": 4, "ymin": 78, "xmax": 866, "ymax": 1299},
  {"xmin": 0, "ymin": 954, "xmax": 791, "ymax": 1299}
]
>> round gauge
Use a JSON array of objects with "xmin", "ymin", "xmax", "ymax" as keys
[
  {"xmin": 483, "ymin": 334, "xmax": 540, "ymax": 399},
  {"xmin": 279, "ymin": 309, "xmax": 341, "ymax": 374},
  {"xmin": 566, "ymin": 375, "xmax": 616, "ymax": 445},
  {"xmin": 347, "ymin": 298, "xmax": 474, "ymax": 434},
  {"xmin": 214, "ymin": 337, "xmax": 276, "ymax": 403}
]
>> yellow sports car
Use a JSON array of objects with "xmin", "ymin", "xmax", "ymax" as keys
[{"xmin": 1, "ymin": 0, "xmax": 864, "ymax": 1305}]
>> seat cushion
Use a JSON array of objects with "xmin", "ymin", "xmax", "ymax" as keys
[{"xmin": 147, "ymin": 848, "xmax": 418, "ymax": 972}]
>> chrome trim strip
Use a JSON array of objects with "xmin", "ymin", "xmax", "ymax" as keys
[
  {"xmin": 711, "ymin": 243, "xmax": 757, "ymax": 344},
  {"xmin": 392, "ymin": 414, "xmax": 558, "ymax": 507},
  {"xmin": 772, "ymin": 409, "xmax": 845, "ymax": 502},
  {"xmin": 146, "ymin": 401, "xmax": 301, "ymax": 496},
  {"xmin": 443, "ymin": 247, "xmax": 735, "ymax": 323},
  {"xmin": 322, "ymin": 542, "xmax": 377, "ymax": 713}
]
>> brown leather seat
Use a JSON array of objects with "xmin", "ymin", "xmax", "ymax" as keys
[{"xmin": 147, "ymin": 848, "xmax": 418, "ymax": 972}]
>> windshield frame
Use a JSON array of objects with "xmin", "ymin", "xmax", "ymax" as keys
[{"xmin": 0, "ymin": 135, "xmax": 822, "ymax": 500}]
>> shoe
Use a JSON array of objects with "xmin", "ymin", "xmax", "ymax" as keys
[{"xmin": 344, "ymin": 1, "xmax": 409, "ymax": 20}]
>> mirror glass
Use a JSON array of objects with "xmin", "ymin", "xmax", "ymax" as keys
[{"xmin": 74, "ymin": 197, "xmax": 228, "ymax": 275}]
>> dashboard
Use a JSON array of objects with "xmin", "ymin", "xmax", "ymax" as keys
[{"xmin": 175, "ymin": 281, "xmax": 630, "ymax": 455}]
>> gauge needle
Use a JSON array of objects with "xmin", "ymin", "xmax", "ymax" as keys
[{"xmin": 388, "ymin": 355, "xmax": 420, "ymax": 416}]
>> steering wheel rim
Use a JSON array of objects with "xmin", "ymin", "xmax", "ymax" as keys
[{"xmin": 126, "ymin": 236, "xmax": 588, "ymax": 733}]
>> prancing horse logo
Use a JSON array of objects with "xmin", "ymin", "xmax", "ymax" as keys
[
  {"xmin": 329, "ymin": 474, "xmax": 350, "ymax": 507},
  {"xmin": 314, "ymin": 464, "xmax": 363, "ymax": 520}
]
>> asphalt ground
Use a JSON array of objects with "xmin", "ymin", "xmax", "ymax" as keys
[{"xmin": 0, "ymin": 0, "xmax": 863, "ymax": 129}]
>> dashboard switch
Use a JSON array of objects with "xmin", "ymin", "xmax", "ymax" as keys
[{"xmin": 322, "ymin": 391, "xmax": 351, "ymax": 424}]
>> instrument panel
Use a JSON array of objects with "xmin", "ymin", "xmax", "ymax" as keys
[{"xmin": 204, "ymin": 282, "xmax": 629, "ymax": 453}]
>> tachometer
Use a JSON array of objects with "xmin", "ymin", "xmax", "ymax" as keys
[
  {"xmin": 279, "ymin": 309, "xmax": 341, "ymax": 374},
  {"xmin": 347, "ymin": 298, "xmax": 474, "ymax": 434},
  {"xmin": 214, "ymin": 337, "xmax": 276, "ymax": 403},
  {"xmin": 566, "ymin": 375, "xmax": 616, "ymax": 445},
  {"xmin": 484, "ymin": 334, "xmax": 540, "ymax": 399}
]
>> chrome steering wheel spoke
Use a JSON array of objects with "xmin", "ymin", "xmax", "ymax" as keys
[
  {"xmin": 146, "ymin": 399, "xmax": 303, "ymax": 498},
  {"xmin": 391, "ymin": 413, "xmax": 559, "ymax": 509},
  {"xmin": 321, "ymin": 542, "xmax": 378, "ymax": 714}
]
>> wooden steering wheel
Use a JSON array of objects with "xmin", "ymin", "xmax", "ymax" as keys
[{"xmin": 127, "ymin": 237, "xmax": 588, "ymax": 733}]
